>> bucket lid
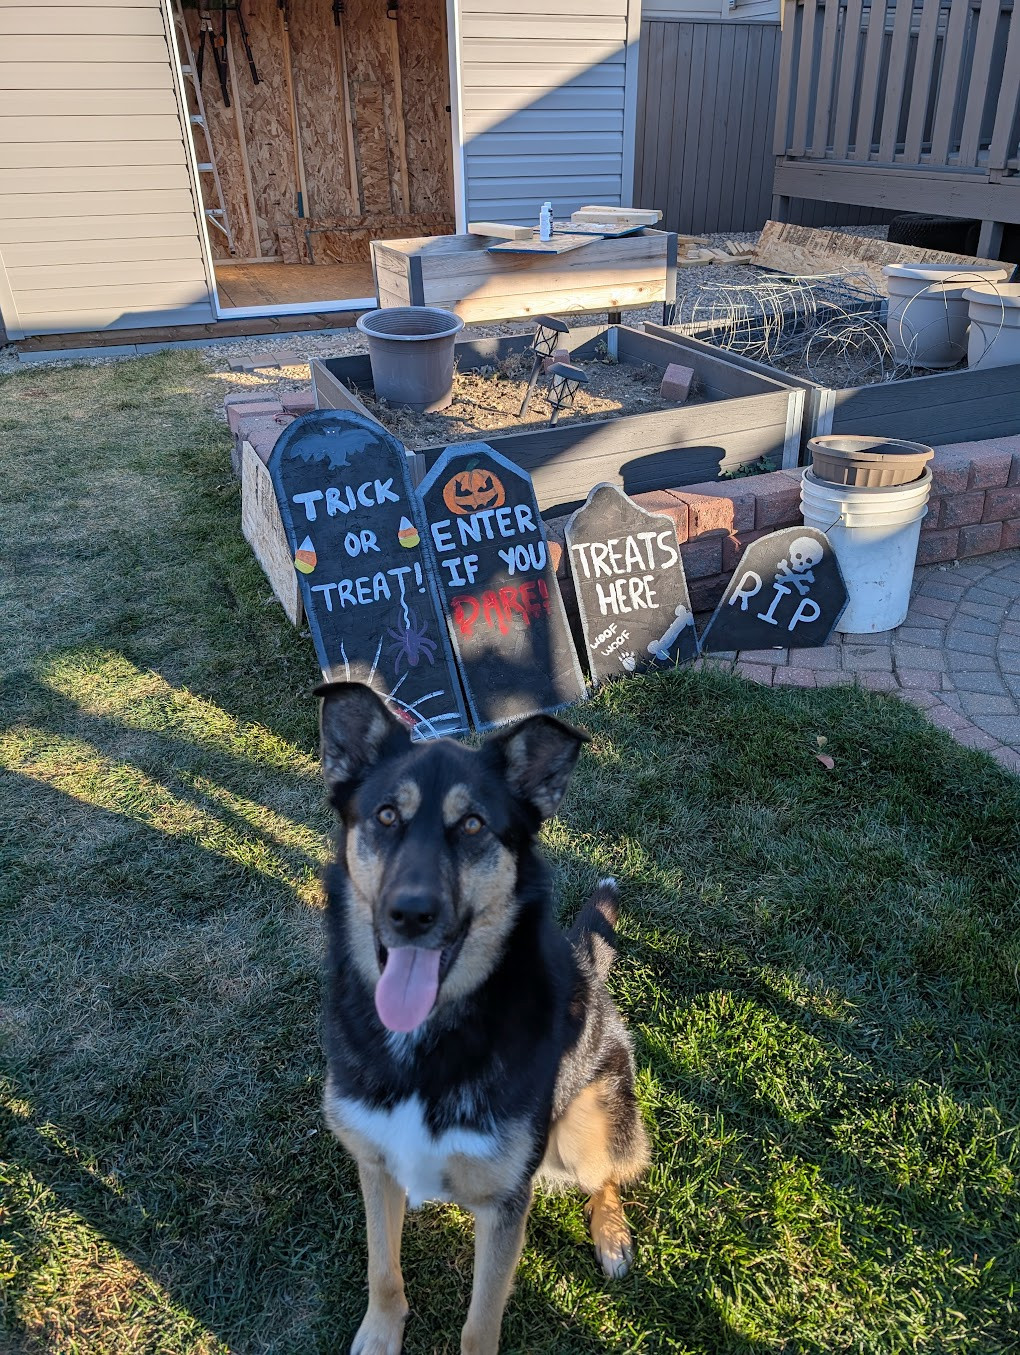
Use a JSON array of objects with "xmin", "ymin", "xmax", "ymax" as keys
[
  {"xmin": 883, "ymin": 263, "xmax": 1010, "ymax": 283},
  {"xmin": 356, "ymin": 306, "xmax": 465, "ymax": 342},
  {"xmin": 963, "ymin": 282, "xmax": 1020, "ymax": 307}
]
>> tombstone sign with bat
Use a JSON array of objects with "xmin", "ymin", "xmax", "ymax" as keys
[
  {"xmin": 698, "ymin": 525, "xmax": 847, "ymax": 652},
  {"xmin": 268, "ymin": 410, "xmax": 468, "ymax": 739},
  {"xmin": 565, "ymin": 483, "xmax": 697, "ymax": 683},
  {"xmin": 417, "ymin": 442, "xmax": 585, "ymax": 729}
]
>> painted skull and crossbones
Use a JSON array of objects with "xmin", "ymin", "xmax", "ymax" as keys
[{"xmin": 774, "ymin": 536, "xmax": 824, "ymax": 596}]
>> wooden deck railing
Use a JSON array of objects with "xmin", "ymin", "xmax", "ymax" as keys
[{"xmin": 772, "ymin": 0, "xmax": 1020, "ymax": 245}]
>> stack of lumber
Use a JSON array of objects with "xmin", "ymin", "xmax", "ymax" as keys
[
  {"xmin": 682, "ymin": 241, "xmax": 752, "ymax": 266},
  {"xmin": 751, "ymin": 221, "xmax": 1001, "ymax": 292}
]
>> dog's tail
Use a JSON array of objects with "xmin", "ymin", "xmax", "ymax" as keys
[{"xmin": 568, "ymin": 878, "xmax": 619, "ymax": 981}]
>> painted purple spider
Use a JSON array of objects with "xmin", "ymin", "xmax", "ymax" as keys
[{"xmin": 385, "ymin": 611, "xmax": 438, "ymax": 673}]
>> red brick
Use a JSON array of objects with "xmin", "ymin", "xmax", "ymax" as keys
[
  {"xmin": 1000, "ymin": 517, "xmax": 1020, "ymax": 550},
  {"xmin": 239, "ymin": 413, "xmax": 294, "ymax": 465},
  {"xmin": 920, "ymin": 496, "xmax": 942, "ymax": 531},
  {"xmin": 688, "ymin": 571, "xmax": 730, "ymax": 612},
  {"xmin": 672, "ymin": 483, "xmax": 755, "ymax": 535},
  {"xmin": 660, "ymin": 362, "xmax": 695, "ymax": 403},
  {"xmin": 750, "ymin": 471, "xmax": 802, "ymax": 530},
  {"xmin": 930, "ymin": 448, "xmax": 972, "ymax": 496},
  {"xmin": 958, "ymin": 521, "xmax": 1003, "ymax": 557},
  {"xmin": 939, "ymin": 490, "xmax": 985, "ymax": 528},
  {"xmin": 542, "ymin": 346, "xmax": 570, "ymax": 374},
  {"xmin": 227, "ymin": 398, "xmax": 283, "ymax": 436},
  {"xmin": 281, "ymin": 389, "xmax": 317, "ymax": 414},
  {"xmin": 633, "ymin": 490, "xmax": 689, "ymax": 543},
  {"xmin": 680, "ymin": 531, "xmax": 724, "ymax": 579},
  {"xmin": 225, "ymin": 390, "xmax": 277, "ymax": 408},
  {"xmin": 968, "ymin": 447, "xmax": 1014, "ymax": 490},
  {"xmin": 983, "ymin": 487, "xmax": 1020, "ymax": 522},
  {"xmin": 916, "ymin": 529, "xmax": 959, "ymax": 565},
  {"xmin": 547, "ymin": 538, "xmax": 564, "ymax": 576}
]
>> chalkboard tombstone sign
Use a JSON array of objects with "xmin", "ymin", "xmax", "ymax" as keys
[
  {"xmin": 268, "ymin": 410, "xmax": 468, "ymax": 739},
  {"xmin": 417, "ymin": 442, "xmax": 585, "ymax": 729},
  {"xmin": 565, "ymin": 483, "xmax": 697, "ymax": 683},
  {"xmin": 699, "ymin": 526, "xmax": 847, "ymax": 653}
]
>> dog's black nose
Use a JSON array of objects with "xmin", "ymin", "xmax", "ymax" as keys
[{"xmin": 386, "ymin": 895, "xmax": 439, "ymax": 939}]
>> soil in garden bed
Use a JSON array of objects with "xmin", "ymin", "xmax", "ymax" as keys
[{"xmin": 352, "ymin": 349, "xmax": 704, "ymax": 446}]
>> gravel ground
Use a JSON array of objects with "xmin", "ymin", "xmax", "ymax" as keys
[{"xmin": 0, "ymin": 225, "xmax": 892, "ymax": 389}]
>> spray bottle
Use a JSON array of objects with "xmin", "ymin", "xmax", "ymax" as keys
[{"xmin": 539, "ymin": 200, "xmax": 553, "ymax": 242}]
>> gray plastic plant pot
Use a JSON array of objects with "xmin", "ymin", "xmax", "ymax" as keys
[
  {"xmin": 356, "ymin": 306, "xmax": 465, "ymax": 412},
  {"xmin": 808, "ymin": 434, "xmax": 934, "ymax": 488}
]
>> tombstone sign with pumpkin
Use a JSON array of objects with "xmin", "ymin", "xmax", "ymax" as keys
[
  {"xmin": 417, "ymin": 442, "xmax": 586, "ymax": 729},
  {"xmin": 268, "ymin": 410, "xmax": 469, "ymax": 738}
]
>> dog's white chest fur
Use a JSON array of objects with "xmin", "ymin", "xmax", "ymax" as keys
[{"xmin": 331, "ymin": 1092, "xmax": 499, "ymax": 1208}]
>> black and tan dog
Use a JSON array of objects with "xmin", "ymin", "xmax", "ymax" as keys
[{"xmin": 317, "ymin": 682, "xmax": 650, "ymax": 1355}]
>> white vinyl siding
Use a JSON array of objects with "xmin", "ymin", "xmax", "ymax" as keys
[
  {"xmin": 0, "ymin": 0, "xmax": 213, "ymax": 340},
  {"xmin": 642, "ymin": 0, "xmax": 779, "ymax": 20},
  {"xmin": 457, "ymin": 0, "xmax": 642, "ymax": 226}
]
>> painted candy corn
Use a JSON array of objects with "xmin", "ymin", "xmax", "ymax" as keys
[
  {"xmin": 294, "ymin": 535, "xmax": 317, "ymax": 574},
  {"xmin": 397, "ymin": 516, "xmax": 420, "ymax": 549}
]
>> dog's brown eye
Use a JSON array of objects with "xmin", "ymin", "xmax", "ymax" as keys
[
  {"xmin": 462, "ymin": 815, "xmax": 484, "ymax": 835},
  {"xmin": 377, "ymin": 806, "xmax": 398, "ymax": 827}
]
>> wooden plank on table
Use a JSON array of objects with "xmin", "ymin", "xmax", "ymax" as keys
[
  {"xmin": 877, "ymin": 0, "xmax": 915, "ymax": 161},
  {"xmin": 928, "ymin": 0, "xmax": 970, "ymax": 165},
  {"xmin": 751, "ymin": 221, "xmax": 1001, "ymax": 291},
  {"xmin": 831, "ymin": 0, "xmax": 864, "ymax": 159},
  {"xmin": 488, "ymin": 232, "xmax": 597, "ymax": 254},
  {"xmin": 241, "ymin": 439, "xmax": 303, "ymax": 628},
  {"xmin": 572, "ymin": 206, "xmax": 660, "ymax": 225},
  {"xmin": 468, "ymin": 221, "xmax": 533, "ymax": 239},
  {"xmin": 851, "ymin": 0, "xmax": 887, "ymax": 159},
  {"xmin": 809, "ymin": 0, "xmax": 842, "ymax": 158},
  {"xmin": 902, "ymin": 0, "xmax": 942, "ymax": 164},
  {"xmin": 958, "ymin": 0, "xmax": 1001, "ymax": 166},
  {"xmin": 989, "ymin": 5, "xmax": 1020, "ymax": 171}
]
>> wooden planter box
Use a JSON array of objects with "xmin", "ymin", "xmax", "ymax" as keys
[
  {"xmin": 646, "ymin": 322, "xmax": 1020, "ymax": 453},
  {"xmin": 370, "ymin": 230, "xmax": 679, "ymax": 325},
  {"xmin": 311, "ymin": 324, "xmax": 805, "ymax": 517}
]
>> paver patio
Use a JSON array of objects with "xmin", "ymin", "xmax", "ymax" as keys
[{"xmin": 700, "ymin": 549, "xmax": 1020, "ymax": 774}]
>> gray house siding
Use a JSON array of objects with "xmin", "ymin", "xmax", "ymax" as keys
[
  {"xmin": 634, "ymin": 19, "xmax": 892, "ymax": 234},
  {"xmin": 0, "ymin": 0, "xmax": 213, "ymax": 341},
  {"xmin": 457, "ymin": 0, "xmax": 642, "ymax": 226}
]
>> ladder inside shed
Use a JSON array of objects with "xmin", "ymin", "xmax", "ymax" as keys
[{"xmin": 171, "ymin": 0, "xmax": 236, "ymax": 255}]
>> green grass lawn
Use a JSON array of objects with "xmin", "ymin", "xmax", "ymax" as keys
[{"xmin": 1, "ymin": 352, "xmax": 1018, "ymax": 1354}]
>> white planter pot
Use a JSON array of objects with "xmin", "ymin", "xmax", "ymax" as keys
[
  {"xmin": 963, "ymin": 282, "xmax": 1020, "ymax": 370},
  {"xmin": 883, "ymin": 263, "xmax": 1010, "ymax": 369}
]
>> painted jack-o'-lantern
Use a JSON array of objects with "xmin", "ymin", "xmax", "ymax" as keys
[{"xmin": 442, "ymin": 463, "xmax": 506, "ymax": 515}]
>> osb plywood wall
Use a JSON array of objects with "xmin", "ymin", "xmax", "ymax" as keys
[{"xmin": 180, "ymin": 0, "xmax": 454, "ymax": 262}]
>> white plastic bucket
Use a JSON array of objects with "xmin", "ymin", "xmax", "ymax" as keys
[
  {"xmin": 883, "ymin": 263, "xmax": 1009, "ymax": 368},
  {"xmin": 800, "ymin": 467, "xmax": 932, "ymax": 633},
  {"xmin": 964, "ymin": 282, "xmax": 1020, "ymax": 370}
]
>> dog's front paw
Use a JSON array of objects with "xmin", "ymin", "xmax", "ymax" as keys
[
  {"xmin": 351, "ymin": 1303, "xmax": 407, "ymax": 1355},
  {"xmin": 594, "ymin": 1227, "xmax": 634, "ymax": 1279}
]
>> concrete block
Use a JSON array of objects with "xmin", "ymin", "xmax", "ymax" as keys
[
  {"xmin": 983, "ymin": 487, "xmax": 1020, "ymax": 522},
  {"xmin": 673, "ymin": 482, "xmax": 755, "ymax": 535},
  {"xmin": 238, "ymin": 413, "xmax": 294, "ymax": 467},
  {"xmin": 920, "ymin": 496, "xmax": 942, "ymax": 530},
  {"xmin": 939, "ymin": 491, "xmax": 985, "ymax": 529},
  {"xmin": 660, "ymin": 362, "xmax": 695, "ymax": 403},
  {"xmin": 916, "ymin": 529, "xmax": 959, "ymax": 565},
  {"xmin": 1000, "ymin": 517, "xmax": 1020, "ymax": 551},
  {"xmin": 227, "ymin": 398, "xmax": 283, "ymax": 436},
  {"xmin": 958, "ymin": 521, "xmax": 1003, "ymax": 557},
  {"xmin": 688, "ymin": 571, "xmax": 730, "ymax": 612},
  {"xmin": 633, "ymin": 490, "xmax": 689, "ymax": 543},
  {"xmin": 679, "ymin": 531, "xmax": 724, "ymax": 579},
  {"xmin": 750, "ymin": 472, "xmax": 802, "ymax": 530},
  {"xmin": 968, "ymin": 447, "xmax": 1015, "ymax": 490},
  {"xmin": 930, "ymin": 448, "xmax": 972, "ymax": 496},
  {"xmin": 281, "ymin": 389, "xmax": 317, "ymax": 414}
]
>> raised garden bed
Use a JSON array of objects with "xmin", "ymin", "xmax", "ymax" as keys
[
  {"xmin": 311, "ymin": 324, "xmax": 805, "ymax": 516},
  {"xmin": 646, "ymin": 322, "xmax": 1020, "ymax": 455},
  {"xmin": 370, "ymin": 230, "xmax": 679, "ymax": 324}
]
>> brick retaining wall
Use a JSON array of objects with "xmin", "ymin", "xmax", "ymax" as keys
[{"xmin": 227, "ymin": 393, "xmax": 1020, "ymax": 619}]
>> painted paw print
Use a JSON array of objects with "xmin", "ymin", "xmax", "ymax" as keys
[{"xmin": 619, "ymin": 651, "xmax": 637, "ymax": 672}]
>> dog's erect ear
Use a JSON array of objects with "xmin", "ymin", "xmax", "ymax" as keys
[
  {"xmin": 487, "ymin": 714, "xmax": 589, "ymax": 820},
  {"xmin": 315, "ymin": 682, "xmax": 411, "ymax": 796}
]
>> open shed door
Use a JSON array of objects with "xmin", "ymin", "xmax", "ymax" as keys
[{"xmin": 454, "ymin": 0, "xmax": 642, "ymax": 227}]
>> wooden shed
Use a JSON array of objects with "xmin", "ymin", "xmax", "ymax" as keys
[{"xmin": 0, "ymin": 0, "xmax": 643, "ymax": 345}]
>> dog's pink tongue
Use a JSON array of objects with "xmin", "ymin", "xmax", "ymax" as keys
[{"xmin": 375, "ymin": 947, "xmax": 442, "ymax": 1032}]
